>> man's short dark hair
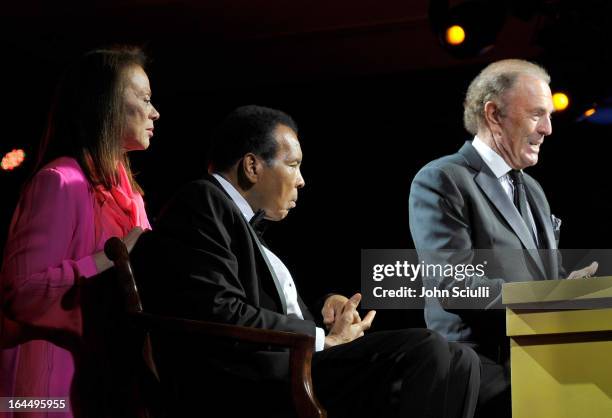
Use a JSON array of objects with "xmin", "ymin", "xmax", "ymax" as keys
[{"xmin": 208, "ymin": 105, "xmax": 298, "ymax": 172}]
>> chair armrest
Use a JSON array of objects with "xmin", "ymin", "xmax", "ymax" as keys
[
  {"xmin": 104, "ymin": 237, "xmax": 326, "ymax": 418},
  {"xmin": 131, "ymin": 313, "xmax": 325, "ymax": 418},
  {"xmin": 132, "ymin": 313, "xmax": 311, "ymax": 347}
]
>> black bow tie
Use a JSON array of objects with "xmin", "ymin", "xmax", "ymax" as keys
[{"xmin": 250, "ymin": 209, "xmax": 269, "ymax": 240}]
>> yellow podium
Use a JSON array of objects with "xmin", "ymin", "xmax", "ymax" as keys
[{"xmin": 503, "ymin": 277, "xmax": 612, "ymax": 418}]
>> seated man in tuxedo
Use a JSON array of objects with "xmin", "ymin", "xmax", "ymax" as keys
[{"xmin": 131, "ymin": 105, "xmax": 479, "ymax": 417}]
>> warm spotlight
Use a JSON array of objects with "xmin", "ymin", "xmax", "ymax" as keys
[
  {"xmin": 429, "ymin": 0, "xmax": 506, "ymax": 58},
  {"xmin": 584, "ymin": 108, "xmax": 596, "ymax": 117},
  {"xmin": 445, "ymin": 25, "xmax": 466, "ymax": 45},
  {"xmin": 552, "ymin": 92, "xmax": 569, "ymax": 111},
  {"xmin": 1, "ymin": 149, "xmax": 26, "ymax": 171}
]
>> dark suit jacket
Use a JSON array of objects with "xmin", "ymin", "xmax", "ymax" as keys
[
  {"xmin": 409, "ymin": 141, "xmax": 561, "ymax": 346},
  {"xmin": 130, "ymin": 175, "xmax": 317, "ymax": 384}
]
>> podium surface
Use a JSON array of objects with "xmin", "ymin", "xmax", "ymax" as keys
[{"xmin": 503, "ymin": 276, "xmax": 612, "ymax": 418}]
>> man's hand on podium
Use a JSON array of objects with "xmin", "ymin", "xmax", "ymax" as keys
[{"xmin": 567, "ymin": 261, "xmax": 599, "ymax": 280}]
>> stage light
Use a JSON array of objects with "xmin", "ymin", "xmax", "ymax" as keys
[
  {"xmin": 552, "ymin": 92, "xmax": 569, "ymax": 111},
  {"xmin": 576, "ymin": 100, "xmax": 612, "ymax": 124},
  {"xmin": 429, "ymin": 0, "xmax": 506, "ymax": 58},
  {"xmin": 577, "ymin": 94, "xmax": 612, "ymax": 124},
  {"xmin": 1, "ymin": 149, "xmax": 26, "ymax": 171},
  {"xmin": 579, "ymin": 107, "xmax": 612, "ymax": 124},
  {"xmin": 445, "ymin": 25, "xmax": 466, "ymax": 45}
]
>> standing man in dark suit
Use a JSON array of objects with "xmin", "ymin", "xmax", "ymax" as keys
[
  {"xmin": 132, "ymin": 105, "xmax": 480, "ymax": 417},
  {"xmin": 408, "ymin": 59, "xmax": 597, "ymax": 417}
]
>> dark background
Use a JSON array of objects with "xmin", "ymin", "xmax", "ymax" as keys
[{"xmin": 1, "ymin": 0, "xmax": 611, "ymax": 329}]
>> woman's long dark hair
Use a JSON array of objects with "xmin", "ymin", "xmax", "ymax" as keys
[{"xmin": 34, "ymin": 46, "xmax": 147, "ymax": 193}]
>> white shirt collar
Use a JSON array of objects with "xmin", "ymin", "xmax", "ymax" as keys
[
  {"xmin": 471, "ymin": 135, "xmax": 514, "ymax": 179},
  {"xmin": 212, "ymin": 173, "xmax": 255, "ymax": 222}
]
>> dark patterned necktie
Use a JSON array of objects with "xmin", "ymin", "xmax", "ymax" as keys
[{"xmin": 509, "ymin": 170, "xmax": 537, "ymax": 245}]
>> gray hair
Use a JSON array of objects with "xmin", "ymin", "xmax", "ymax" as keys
[{"xmin": 463, "ymin": 59, "xmax": 550, "ymax": 135}]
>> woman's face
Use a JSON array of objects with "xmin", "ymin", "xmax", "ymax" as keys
[{"xmin": 121, "ymin": 65, "xmax": 160, "ymax": 152}]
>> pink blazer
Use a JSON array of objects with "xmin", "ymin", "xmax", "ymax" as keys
[{"xmin": 0, "ymin": 157, "xmax": 150, "ymax": 418}]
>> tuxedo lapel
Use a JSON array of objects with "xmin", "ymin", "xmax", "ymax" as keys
[
  {"xmin": 245, "ymin": 223, "xmax": 288, "ymax": 314},
  {"xmin": 207, "ymin": 175, "xmax": 288, "ymax": 314},
  {"xmin": 297, "ymin": 296, "xmax": 314, "ymax": 321},
  {"xmin": 459, "ymin": 143, "xmax": 547, "ymax": 278}
]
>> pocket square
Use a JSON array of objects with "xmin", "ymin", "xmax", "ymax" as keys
[
  {"xmin": 551, "ymin": 214, "xmax": 562, "ymax": 231},
  {"xmin": 551, "ymin": 214, "xmax": 562, "ymax": 241}
]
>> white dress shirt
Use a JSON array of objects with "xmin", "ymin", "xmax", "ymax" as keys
[
  {"xmin": 212, "ymin": 173, "xmax": 325, "ymax": 351},
  {"xmin": 472, "ymin": 136, "xmax": 539, "ymax": 244}
]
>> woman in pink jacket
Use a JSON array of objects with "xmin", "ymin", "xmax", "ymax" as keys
[{"xmin": 0, "ymin": 46, "xmax": 160, "ymax": 417}]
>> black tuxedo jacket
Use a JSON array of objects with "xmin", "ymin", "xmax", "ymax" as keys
[
  {"xmin": 131, "ymin": 175, "xmax": 316, "ymax": 383},
  {"xmin": 409, "ymin": 141, "xmax": 561, "ymax": 346}
]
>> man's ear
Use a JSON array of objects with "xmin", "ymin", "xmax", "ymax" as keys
[
  {"xmin": 241, "ymin": 153, "xmax": 261, "ymax": 184},
  {"xmin": 484, "ymin": 101, "xmax": 502, "ymax": 125},
  {"xmin": 484, "ymin": 101, "xmax": 503, "ymax": 136}
]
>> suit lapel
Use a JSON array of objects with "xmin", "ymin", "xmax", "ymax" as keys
[
  {"xmin": 524, "ymin": 181, "xmax": 559, "ymax": 279},
  {"xmin": 459, "ymin": 143, "xmax": 548, "ymax": 278},
  {"xmin": 474, "ymin": 169, "xmax": 538, "ymax": 250},
  {"xmin": 524, "ymin": 182, "xmax": 556, "ymax": 250}
]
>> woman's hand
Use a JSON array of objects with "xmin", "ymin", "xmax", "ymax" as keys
[
  {"xmin": 123, "ymin": 226, "xmax": 145, "ymax": 253},
  {"xmin": 93, "ymin": 227, "xmax": 146, "ymax": 273}
]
